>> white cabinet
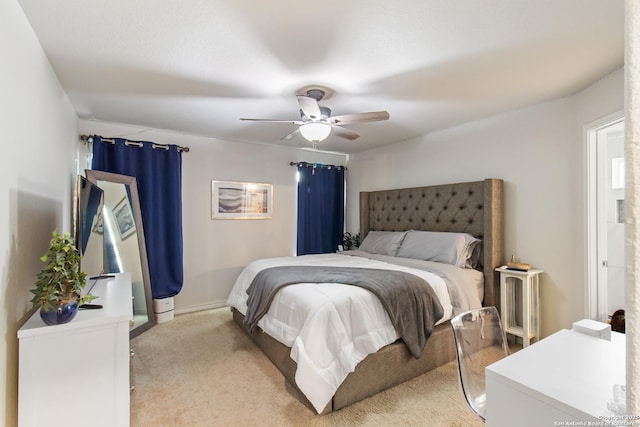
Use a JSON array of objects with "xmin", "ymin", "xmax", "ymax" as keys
[
  {"xmin": 18, "ymin": 273, "xmax": 133, "ymax": 427},
  {"xmin": 486, "ymin": 328, "xmax": 625, "ymax": 426}
]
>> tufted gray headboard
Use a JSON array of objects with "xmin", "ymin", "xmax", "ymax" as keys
[{"xmin": 359, "ymin": 179, "xmax": 504, "ymax": 311}]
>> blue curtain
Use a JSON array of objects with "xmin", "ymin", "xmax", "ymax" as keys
[
  {"xmin": 296, "ymin": 163, "xmax": 345, "ymax": 255},
  {"xmin": 91, "ymin": 136, "xmax": 183, "ymax": 299}
]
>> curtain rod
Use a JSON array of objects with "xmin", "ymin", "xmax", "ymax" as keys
[
  {"xmin": 289, "ymin": 161, "xmax": 347, "ymax": 170},
  {"xmin": 80, "ymin": 134, "xmax": 190, "ymax": 153}
]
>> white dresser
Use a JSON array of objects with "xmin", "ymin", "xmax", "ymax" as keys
[
  {"xmin": 18, "ymin": 273, "xmax": 133, "ymax": 427},
  {"xmin": 486, "ymin": 327, "xmax": 625, "ymax": 426}
]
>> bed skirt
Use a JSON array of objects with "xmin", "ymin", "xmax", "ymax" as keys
[{"xmin": 231, "ymin": 307, "xmax": 456, "ymax": 413}]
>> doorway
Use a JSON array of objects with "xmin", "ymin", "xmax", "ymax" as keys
[{"xmin": 586, "ymin": 112, "xmax": 625, "ymax": 322}]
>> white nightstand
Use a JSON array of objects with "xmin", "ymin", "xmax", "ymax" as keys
[{"xmin": 495, "ymin": 266, "xmax": 543, "ymax": 347}]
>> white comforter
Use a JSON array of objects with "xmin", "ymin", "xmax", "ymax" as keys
[{"xmin": 226, "ymin": 251, "xmax": 481, "ymax": 413}]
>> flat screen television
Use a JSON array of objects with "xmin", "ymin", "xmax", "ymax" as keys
[{"xmin": 73, "ymin": 175, "xmax": 105, "ymax": 278}]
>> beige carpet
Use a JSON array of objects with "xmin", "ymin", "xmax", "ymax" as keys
[{"xmin": 130, "ymin": 308, "xmax": 483, "ymax": 427}]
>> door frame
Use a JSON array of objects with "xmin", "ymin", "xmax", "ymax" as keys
[{"xmin": 584, "ymin": 110, "xmax": 624, "ymax": 320}]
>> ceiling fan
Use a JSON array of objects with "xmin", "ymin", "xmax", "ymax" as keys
[{"xmin": 240, "ymin": 89, "xmax": 390, "ymax": 143}]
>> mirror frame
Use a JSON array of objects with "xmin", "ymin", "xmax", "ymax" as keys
[{"xmin": 86, "ymin": 169, "xmax": 156, "ymax": 337}]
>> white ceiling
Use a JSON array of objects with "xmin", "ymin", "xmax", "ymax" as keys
[{"xmin": 18, "ymin": 0, "xmax": 624, "ymax": 154}]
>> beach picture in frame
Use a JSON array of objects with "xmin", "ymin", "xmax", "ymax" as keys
[
  {"xmin": 212, "ymin": 180, "xmax": 273, "ymax": 219},
  {"xmin": 92, "ymin": 212, "xmax": 104, "ymax": 235},
  {"xmin": 113, "ymin": 196, "xmax": 136, "ymax": 239}
]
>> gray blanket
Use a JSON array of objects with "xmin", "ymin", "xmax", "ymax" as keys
[{"xmin": 244, "ymin": 266, "xmax": 444, "ymax": 358}]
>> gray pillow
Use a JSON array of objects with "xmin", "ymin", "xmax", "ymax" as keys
[
  {"xmin": 359, "ymin": 231, "xmax": 408, "ymax": 256},
  {"xmin": 396, "ymin": 230, "xmax": 481, "ymax": 269}
]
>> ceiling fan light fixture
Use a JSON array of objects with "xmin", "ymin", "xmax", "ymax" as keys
[{"xmin": 299, "ymin": 122, "xmax": 331, "ymax": 142}]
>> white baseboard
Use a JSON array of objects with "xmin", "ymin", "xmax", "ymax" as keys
[{"xmin": 174, "ymin": 301, "xmax": 228, "ymax": 315}]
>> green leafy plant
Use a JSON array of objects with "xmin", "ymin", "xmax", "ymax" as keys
[
  {"xmin": 30, "ymin": 230, "xmax": 96, "ymax": 311},
  {"xmin": 341, "ymin": 232, "xmax": 361, "ymax": 250}
]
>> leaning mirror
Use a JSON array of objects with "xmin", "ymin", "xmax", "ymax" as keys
[{"xmin": 86, "ymin": 169, "xmax": 155, "ymax": 337}]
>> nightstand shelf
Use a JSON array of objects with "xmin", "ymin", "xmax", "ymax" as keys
[{"xmin": 495, "ymin": 266, "xmax": 543, "ymax": 347}]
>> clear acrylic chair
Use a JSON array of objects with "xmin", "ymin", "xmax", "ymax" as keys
[{"xmin": 450, "ymin": 306, "xmax": 510, "ymax": 421}]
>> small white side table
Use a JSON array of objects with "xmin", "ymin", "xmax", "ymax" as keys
[{"xmin": 495, "ymin": 266, "xmax": 543, "ymax": 347}]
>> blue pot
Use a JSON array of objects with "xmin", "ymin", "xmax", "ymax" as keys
[{"xmin": 39, "ymin": 301, "xmax": 78, "ymax": 325}]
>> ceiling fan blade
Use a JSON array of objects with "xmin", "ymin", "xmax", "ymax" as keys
[
  {"xmin": 329, "ymin": 111, "xmax": 390, "ymax": 125},
  {"xmin": 297, "ymin": 95, "xmax": 322, "ymax": 120},
  {"xmin": 331, "ymin": 126, "xmax": 360, "ymax": 140},
  {"xmin": 281, "ymin": 128, "xmax": 301, "ymax": 140},
  {"xmin": 240, "ymin": 118, "xmax": 303, "ymax": 124}
]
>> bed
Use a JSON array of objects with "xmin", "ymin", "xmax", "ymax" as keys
[{"xmin": 227, "ymin": 178, "xmax": 504, "ymax": 414}]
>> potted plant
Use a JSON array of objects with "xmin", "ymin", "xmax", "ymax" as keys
[
  {"xmin": 30, "ymin": 230, "xmax": 96, "ymax": 325},
  {"xmin": 341, "ymin": 232, "xmax": 361, "ymax": 251}
]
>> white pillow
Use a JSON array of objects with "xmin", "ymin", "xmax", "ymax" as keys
[
  {"xmin": 359, "ymin": 231, "xmax": 408, "ymax": 256},
  {"xmin": 396, "ymin": 230, "xmax": 481, "ymax": 268}
]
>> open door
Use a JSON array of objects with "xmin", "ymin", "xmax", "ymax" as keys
[{"xmin": 586, "ymin": 113, "xmax": 625, "ymax": 321}]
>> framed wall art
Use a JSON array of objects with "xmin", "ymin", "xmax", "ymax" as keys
[
  {"xmin": 113, "ymin": 196, "xmax": 136, "ymax": 239},
  {"xmin": 211, "ymin": 180, "xmax": 273, "ymax": 219}
]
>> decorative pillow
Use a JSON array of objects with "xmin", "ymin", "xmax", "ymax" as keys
[
  {"xmin": 358, "ymin": 231, "xmax": 408, "ymax": 256},
  {"xmin": 396, "ymin": 230, "xmax": 481, "ymax": 269}
]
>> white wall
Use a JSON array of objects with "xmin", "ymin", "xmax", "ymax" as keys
[
  {"xmin": 77, "ymin": 121, "xmax": 348, "ymax": 313},
  {"xmin": 346, "ymin": 68, "xmax": 624, "ymax": 337},
  {"xmin": 1, "ymin": 1, "xmax": 80, "ymax": 425}
]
